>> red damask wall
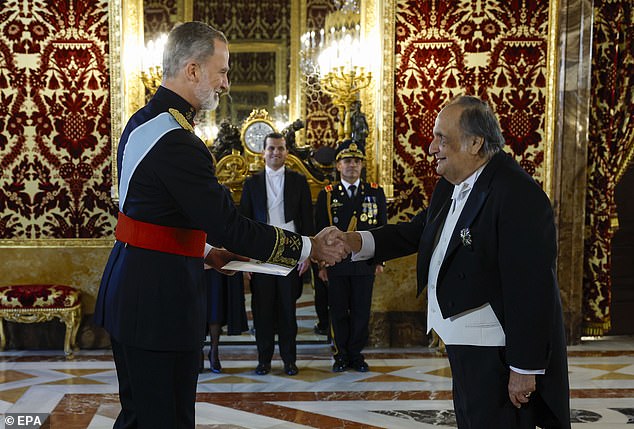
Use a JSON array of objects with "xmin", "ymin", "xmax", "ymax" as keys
[
  {"xmin": 303, "ymin": 0, "xmax": 338, "ymax": 149},
  {"xmin": 0, "ymin": 0, "xmax": 116, "ymax": 240},
  {"xmin": 392, "ymin": 0, "xmax": 549, "ymax": 220}
]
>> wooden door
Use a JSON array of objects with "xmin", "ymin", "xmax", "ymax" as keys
[{"xmin": 611, "ymin": 161, "xmax": 634, "ymax": 334}]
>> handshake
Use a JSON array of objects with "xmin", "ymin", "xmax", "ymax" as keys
[
  {"xmin": 204, "ymin": 227, "xmax": 361, "ymax": 274},
  {"xmin": 309, "ymin": 226, "xmax": 358, "ymax": 267}
]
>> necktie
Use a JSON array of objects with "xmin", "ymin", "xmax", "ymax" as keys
[{"xmin": 348, "ymin": 184, "xmax": 357, "ymax": 198}]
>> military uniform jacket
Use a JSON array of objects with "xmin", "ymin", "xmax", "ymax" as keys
[
  {"xmin": 95, "ymin": 87, "xmax": 303, "ymax": 351},
  {"xmin": 369, "ymin": 151, "xmax": 570, "ymax": 428},
  {"xmin": 315, "ymin": 181, "xmax": 387, "ymax": 276}
]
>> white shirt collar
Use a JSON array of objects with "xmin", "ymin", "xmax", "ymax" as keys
[
  {"xmin": 452, "ymin": 163, "xmax": 487, "ymax": 200},
  {"xmin": 341, "ymin": 178, "xmax": 360, "ymax": 189},
  {"xmin": 265, "ymin": 165, "xmax": 285, "ymax": 177}
]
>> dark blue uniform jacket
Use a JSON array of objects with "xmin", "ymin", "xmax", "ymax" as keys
[{"xmin": 95, "ymin": 87, "xmax": 302, "ymax": 351}]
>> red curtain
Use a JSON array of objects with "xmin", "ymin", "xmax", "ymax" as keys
[{"xmin": 583, "ymin": 0, "xmax": 634, "ymax": 335}]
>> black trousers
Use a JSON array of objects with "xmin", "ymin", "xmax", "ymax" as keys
[
  {"xmin": 250, "ymin": 270, "xmax": 300, "ymax": 364},
  {"xmin": 111, "ymin": 338, "xmax": 200, "ymax": 429},
  {"xmin": 446, "ymin": 345, "xmax": 547, "ymax": 429},
  {"xmin": 327, "ymin": 274, "xmax": 374, "ymax": 361}
]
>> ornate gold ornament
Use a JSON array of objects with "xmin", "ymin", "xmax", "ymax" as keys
[{"xmin": 0, "ymin": 304, "xmax": 82, "ymax": 358}]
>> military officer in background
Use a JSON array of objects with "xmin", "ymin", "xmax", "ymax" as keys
[{"xmin": 315, "ymin": 139, "xmax": 388, "ymax": 372}]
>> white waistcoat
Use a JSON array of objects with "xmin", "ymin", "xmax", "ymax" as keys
[{"xmin": 426, "ymin": 180, "xmax": 505, "ymax": 346}]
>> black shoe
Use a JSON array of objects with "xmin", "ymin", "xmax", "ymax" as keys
[
  {"xmin": 332, "ymin": 358, "xmax": 347, "ymax": 373},
  {"xmin": 284, "ymin": 362, "xmax": 299, "ymax": 376},
  {"xmin": 208, "ymin": 348, "xmax": 222, "ymax": 374},
  {"xmin": 350, "ymin": 358, "xmax": 369, "ymax": 372},
  {"xmin": 313, "ymin": 324, "xmax": 328, "ymax": 336},
  {"xmin": 255, "ymin": 362, "xmax": 271, "ymax": 375}
]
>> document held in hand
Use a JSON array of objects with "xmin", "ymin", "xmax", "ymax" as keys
[{"xmin": 222, "ymin": 259, "xmax": 293, "ymax": 276}]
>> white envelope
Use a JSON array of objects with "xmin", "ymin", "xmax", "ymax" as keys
[{"xmin": 222, "ymin": 259, "xmax": 293, "ymax": 276}]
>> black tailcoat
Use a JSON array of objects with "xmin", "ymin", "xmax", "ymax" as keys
[
  {"xmin": 239, "ymin": 168, "xmax": 314, "ymax": 363},
  {"xmin": 370, "ymin": 151, "xmax": 570, "ymax": 428}
]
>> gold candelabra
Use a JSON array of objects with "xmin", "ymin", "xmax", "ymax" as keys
[
  {"xmin": 320, "ymin": 66, "xmax": 371, "ymax": 140},
  {"xmin": 140, "ymin": 65, "xmax": 162, "ymax": 99},
  {"xmin": 140, "ymin": 34, "xmax": 167, "ymax": 101}
]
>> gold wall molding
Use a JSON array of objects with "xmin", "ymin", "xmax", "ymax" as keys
[
  {"xmin": 108, "ymin": 0, "xmax": 123, "ymax": 204},
  {"xmin": 289, "ymin": 0, "xmax": 302, "ymax": 123},
  {"xmin": 360, "ymin": 0, "xmax": 377, "ymax": 185},
  {"xmin": 361, "ymin": 0, "xmax": 395, "ymax": 198},
  {"xmin": 183, "ymin": 0, "xmax": 193, "ymax": 21},
  {"xmin": 544, "ymin": 0, "xmax": 561, "ymax": 200},
  {"xmin": 0, "ymin": 239, "xmax": 113, "ymax": 249},
  {"xmin": 109, "ymin": 0, "xmax": 145, "ymax": 203}
]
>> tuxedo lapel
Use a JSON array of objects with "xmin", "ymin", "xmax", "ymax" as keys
[
  {"xmin": 443, "ymin": 152, "xmax": 504, "ymax": 260},
  {"xmin": 416, "ymin": 188, "xmax": 452, "ymax": 296},
  {"xmin": 255, "ymin": 172, "xmax": 267, "ymax": 212},
  {"xmin": 444, "ymin": 188, "xmax": 489, "ymax": 257},
  {"xmin": 283, "ymin": 169, "xmax": 294, "ymax": 222}
]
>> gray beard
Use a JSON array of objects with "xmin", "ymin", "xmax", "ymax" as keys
[{"xmin": 198, "ymin": 91, "xmax": 219, "ymax": 111}]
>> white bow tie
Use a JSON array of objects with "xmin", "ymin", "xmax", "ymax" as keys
[{"xmin": 452, "ymin": 182, "xmax": 471, "ymax": 201}]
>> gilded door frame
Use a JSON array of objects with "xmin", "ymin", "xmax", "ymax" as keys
[{"xmin": 109, "ymin": 0, "xmax": 145, "ymax": 204}]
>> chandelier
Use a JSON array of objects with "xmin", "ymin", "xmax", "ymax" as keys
[{"xmin": 300, "ymin": 0, "xmax": 372, "ymax": 141}]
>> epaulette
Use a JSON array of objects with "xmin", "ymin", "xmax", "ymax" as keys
[
  {"xmin": 168, "ymin": 108, "xmax": 194, "ymax": 132},
  {"xmin": 325, "ymin": 184, "xmax": 333, "ymax": 192},
  {"xmin": 370, "ymin": 182, "xmax": 379, "ymax": 189}
]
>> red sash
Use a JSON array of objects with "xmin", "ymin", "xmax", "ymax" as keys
[{"xmin": 115, "ymin": 212, "xmax": 206, "ymax": 258}]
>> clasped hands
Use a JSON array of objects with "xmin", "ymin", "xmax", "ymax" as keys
[
  {"xmin": 203, "ymin": 227, "xmax": 356, "ymax": 274},
  {"xmin": 309, "ymin": 226, "xmax": 351, "ymax": 267}
]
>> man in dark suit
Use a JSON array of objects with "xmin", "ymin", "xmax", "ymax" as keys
[
  {"xmin": 240, "ymin": 132, "xmax": 314, "ymax": 376},
  {"xmin": 94, "ymin": 22, "xmax": 346, "ymax": 429},
  {"xmin": 315, "ymin": 139, "xmax": 387, "ymax": 373},
  {"xmin": 342, "ymin": 96, "xmax": 570, "ymax": 428}
]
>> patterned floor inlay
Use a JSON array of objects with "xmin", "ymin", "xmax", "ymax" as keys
[{"xmin": 0, "ymin": 321, "xmax": 632, "ymax": 428}]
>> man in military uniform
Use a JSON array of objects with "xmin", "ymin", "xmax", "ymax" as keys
[
  {"xmin": 94, "ymin": 22, "xmax": 346, "ymax": 429},
  {"xmin": 315, "ymin": 139, "xmax": 388, "ymax": 372}
]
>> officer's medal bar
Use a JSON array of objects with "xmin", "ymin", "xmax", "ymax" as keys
[{"xmin": 361, "ymin": 196, "xmax": 378, "ymax": 225}]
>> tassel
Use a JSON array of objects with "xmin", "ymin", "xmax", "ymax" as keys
[{"xmin": 346, "ymin": 215, "xmax": 357, "ymax": 232}]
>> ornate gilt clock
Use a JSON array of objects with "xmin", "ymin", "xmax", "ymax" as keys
[{"xmin": 240, "ymin": 109, "xmax": 276, "ymax": 156}]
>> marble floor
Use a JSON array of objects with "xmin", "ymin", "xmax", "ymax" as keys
[{"xmin": 0, "ymin": 291, "xmax": 633, "ymax": 428}]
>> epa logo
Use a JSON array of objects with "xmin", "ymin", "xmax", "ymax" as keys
[{"xmin": 4, "ymin": 413, "xmax": 48, "ymax": 428}]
